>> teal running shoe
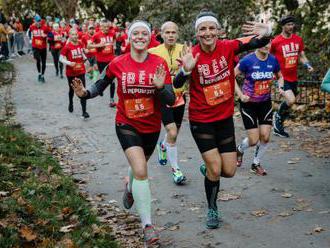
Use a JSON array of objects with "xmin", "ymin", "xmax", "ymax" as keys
[
  {"xmin": 172, "ymin": 168, "xmax": 186, "ymax": 185},
  {"xmin": 200, "ymin": 163, "xmax": 206, "ymax": 177},
  {"xmin": 156, "ymin": 142, "xmax": 167, "ymax": 165},
  {"xmin": 206, "ymin": 208, "xmax": 220, "ymax": 229}
]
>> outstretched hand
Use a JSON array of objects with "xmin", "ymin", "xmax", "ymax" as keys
[
  {"xmin": 242, "ymin": 21, "xmax": 271, "ymax": 39},
  {"xmin": 153, "ymin": 64, "xmax": 166, "ymax": 89},
  {"xmin": 178, "ymin": 42, "xmax": 200, "ymax": 73},
  {"xmin": 71, "ymin": 78, "xmax": 87, "ymax": 97}
]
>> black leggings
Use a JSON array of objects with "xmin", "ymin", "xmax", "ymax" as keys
[
  {"xmin": 97, "ymin": 61, "xmax": 115, "ymax": 100},
  {"xmin": 67, "ymin": 74, "xmax": 87, "ymax": 113},
  {"xmin": 33, "ymin": 48, "xmax": 47, "ymax": 74},
  {"xmin": 51, "ymin": 49, "xmax": 63, "ymax": 75}
]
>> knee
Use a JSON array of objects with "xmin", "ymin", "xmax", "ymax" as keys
[
  {"xmin": 260, "ymin": 134, "xmax": 270, "ymax": 143},
  {"xmin": 221, "ymin": 165, "xmax": 237, "ymax": 178},
  {"xmin": 133, "ymin": 167, "xmax": 148, "ymax": 180},
  {"xmin": 206, "ymin": 162, "xmax": 221, "ymax": 179},
  {"xmin": 167, "ymin": 128, "xmax": 178, "ymax": 143}
]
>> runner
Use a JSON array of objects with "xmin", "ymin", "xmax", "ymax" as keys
[
  {"xmin": 270, "ymin": 16, "xmax": 314, "ymax": 137},
  {"xmin": 30, "ymin": 15, "xmax": 49, "ymax": 82},
  {"xmin": 88, "ymin": 19, "xmax": 116, "ymax": 107},
  {"xmin": 82, "ymin": 24, "xmax": 98, "ymax": 81},
  {"xmin": 48, "ymin": 22, "xmax": 63, "ymax": 78},
  {"xmin": 59, "ymin": 28, "xmax": 89, "ymax": 119},
  {"xmin": 174, "ymin": 11, "xmax": 272, "ymax": 229},
  {"xmin": 235, "ymin": 42, "xmax": 284, "ymax": 175},
  {"xmin": 149, "ymin": 21, "xmax": 186, "ymax": 185},
  {"xmin": 71, "ymin": 20, "xmax": 175, "ymax": 245}
]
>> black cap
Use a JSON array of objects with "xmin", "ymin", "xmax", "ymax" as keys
[{"xmin": 279, "ymin": 16, "xmax": 295, "ymax": 26}]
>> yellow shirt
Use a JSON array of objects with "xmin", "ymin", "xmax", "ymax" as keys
[{"xmin": 149, "ymin": 43, "xmax": 185, "ymax": 94}]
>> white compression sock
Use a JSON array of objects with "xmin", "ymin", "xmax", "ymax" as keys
[
  {"xmin": 162, "ymin": 133, "xmax": 168, "ymax": 148},
  {"xmin": 239, "ymin": 137, "xmax": 250, "ymax": 153},
  {"xmin": 166, "ymin": 142, "xmax": 179, "ymax": 170},
  {"xmin": 127, "ymin": 167, "xmax": 134, "ymax": 192},
  {"xmin": 132, "ymin": 179, "xmax": 152, "ymax": 228},
  {"xmin": 253, "ymin": 142, "xmax": 268, "ymax": 165}
]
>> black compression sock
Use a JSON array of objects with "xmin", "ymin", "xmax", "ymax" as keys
[{"xmin": 204, "ymin": 176, "xmax": 220, "ymax": 211}]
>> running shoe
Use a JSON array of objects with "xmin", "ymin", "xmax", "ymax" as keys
[
  {"xmin": 82, "ymin": 112, "xmax": 90, "ymax": 119},
  {"xmin": 40, "ymin": 75, "xmax": 45, "ymax": 83},
  {"xmin": 109, "ymin": 99, "xmax": 116, "ymax": 108},
  {"xmin": 200, "ymin": 163, "xmax": 206, "ymax": 177},
  {"xmin": 156, "ymin": 142, "xmax": 167, "ymax": 165},
  {"xmin": 206, "ymin": 208, "xmax": 220, "ymax": 229},
  {"xmin": 236, "ymin": 145, "xmax": 244, "ymax": 167},
  {"xmin": 38, "ymin": 74, "xmax": 42, "ymax": 82},
  {"xmin": 250, "ymin": 163, "xmax": 267, "ymax": 176},
  {"xmin": 68, "ymin": 103, "xmax": 73, "ymax": 113},
  {"xmin": 56, "ymin": 71, "xmax": 59, "ymax": 77},
  {"xmin": 60, "ymin": 74, "xmax": 64, "ymax": 79},
  {"xmin": 143, "ymin": 225, "xmax": 159, "ymax": 245},
  {"xmin": 122, "ymin": 182, "xmax": 134, "ymax": 209},
  {"xmin": 172, "ymin": 168, "xmax": 186, "ymax": 185}
]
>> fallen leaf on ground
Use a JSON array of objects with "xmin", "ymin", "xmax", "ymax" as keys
[
  {"xmin": 251, "ymin": 209, "xmax": 268, "ymax": 217},
  {"xmin": 218, "ymin": 192, "xmax": 241, "ymax": 201},
  {"xmin": 313, "ymin": 226, "xmax": 325, "ymax": 233},
  {"xmin": 60, "ymin": 224, "xmax": 77, "ymax": 233},
  {"xmin": 278, "ymin": 211, "xmax": 293, "ymax": 217},
  {"xmin": 0, "ymin": 191, "xmax": 9, "ymax": 197},
  {"xmin": 168, "ymin": 225, "xmax": 180, "ymax": 231},
  {"xmin": 287, "ymin": 160, "xmax": 297, "ymax": 164},
  {"xmin": 281, "ymin": 193, "xmax": 293, "ymax": 198},
  {"xmin": 19, "ymin": 226, "xmax": 37, "ymax": 241}
]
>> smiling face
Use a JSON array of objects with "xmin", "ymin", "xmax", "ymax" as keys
[
  {"xmin": 161, "ymin": 22, "xmax": 178, "ymax": 46},
  {"xmin": 100, "ymin": 22, "xmax": 108, "ymax": 34},
  {"xmin": 69, "ymin": 29, "xmax": 78, "ymax": 42},
  {"xmin": 196, "ymin": 21, "xmax": 218, "ymax": 47},
  {"xmin": 130, "ymin": 26, "xmax": 150, "ymax": 52}
]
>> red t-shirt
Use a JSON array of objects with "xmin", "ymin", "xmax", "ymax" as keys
[
  {"xmin": 270, "ymin": 34, "xmax": 304, "ymax": 82},
  {"xmin": 189, "ymin": 39, "xmax": 239, "ymax": 123},
  {"xmin": 81, "ymin": 33, "xmax": 96, "ymax": 58},
  {"xmin": 60, "ymin": 41, "xmax": 86, "ymax": 77},
  {"xmin": 30, "ymin": 24, "xmax": 48, "ymax": 49},
  {"xmin": 50, "ymin": 30, "xmax": 63, "ymax": 50},
  {"xmin": 92, "ymin": 31, "xmax": 116, "ymax": 63},
  {"xmin": 106, "ymin": 53, "xmax": 172, "ymax": 133}
]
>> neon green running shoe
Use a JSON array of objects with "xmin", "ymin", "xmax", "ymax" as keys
[
  {"xmin": 156, "ymin": 142, "xmax": 167, "ymax": 165},
  {"xmin": 172, "ymin": 168, "xmax": 186, "ymax": 185}
]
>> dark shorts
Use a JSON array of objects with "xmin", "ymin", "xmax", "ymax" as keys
[
  {"xmin": 32, "ymin": 47, "xmax": 47, "ymax": 60},
  {"xmin": 284, "ymin": 80, "xmax": 298, "ymax": 96},
  {"xmin": 115, "ymin": 123, "xmax": 160, "ymax": 158},
  {"xmin": 87, "ymin": 57, "xmax": 96, "ymax": 67},
  {"xmin": 239, "ymin": 100, "xmax": 273, "ymax": 130},
  {"xmin": 190, "ymin": 117, "xmax": 236, "ymax": 154},
  {"xmin": 161, "ymin": 97, "xmax": 186, "ymax": 128}
]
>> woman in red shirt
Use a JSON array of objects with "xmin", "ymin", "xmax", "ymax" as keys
[
  {"xmin": 60, "ymin": 28, "xmax": 89, "ymax": 119},
  {"xmin": 174, "ymin": 11, "xmax": 272, "ymax": 229},
  {"xmin": 48, "ymin": 23, "xmax": 64, "ymax": 78},
  {"xmin": 71, "ymin": 20, "xmax": 175, "ymax": 245}
]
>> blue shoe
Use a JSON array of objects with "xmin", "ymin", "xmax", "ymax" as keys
[
  {"xmin": 200, "ymin": 163, "xmax": 206, "ymax": 177},
  {"xmin": 206, "ymin": 208, "xmax": 220, "ymax": 229},
  {"xmin": 156, "ymin": 142, "xmax": 167, "ymax": 165},
  {"xmin": 172, "ymin": 168, "xmax": 186, "ymax": 185}
]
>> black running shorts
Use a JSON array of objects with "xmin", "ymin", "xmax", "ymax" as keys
[
  {"xmin": 115, "ymin": 123, "xmax": 160, "ymax": 157},
  {"xmin": 190, "ymin": 117, "xmax": 236, "ymax": 154},
  {"xmin": 239, "ymin": 100, "xmax": 273, "ymax": 130}
]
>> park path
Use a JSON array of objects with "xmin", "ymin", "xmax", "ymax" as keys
[{"xmin": 12, "ymin": 55, "xmax": 330, "ymax": 248}]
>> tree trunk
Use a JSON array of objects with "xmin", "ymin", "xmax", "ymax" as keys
[{"xmin": 52, "ymin": 0, "xmax": 78, "ymax": 19}]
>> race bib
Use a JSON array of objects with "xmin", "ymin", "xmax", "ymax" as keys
[
  {"xmin": 73, "ymin": 63, "xmax": 83, "ymax": 71},
  {"xmin": 285, "ymin": 56, "xmax": 298, "ymax": 69},
  {"xmin": 124, "ymin": 97, "xmax": 154, "ymax": 119},
  {"xmin": 168, "ymin": 92, "xmax": 185, "ymax": 108},
  {"xmin": 102, "ymin": 44, "xmax": 113, "ymax": 54},
  {"xmin": 35, "ymin": 39, "xmax": 43, "ymax": 46},
  {"xmin": 203, "ymin": 80, "xmax": 232, "ymax": 106},
  {"xmin": 254, "ymin": 80, "xmax": 271, "ymax": 95},
  {"xmin": 54, "ymin": 43, "xmax": 61, "ymax": 49}
]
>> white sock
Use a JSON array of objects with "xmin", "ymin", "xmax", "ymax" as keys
[
  {"xmin": 127, "ymin": 167, "xmax": 134, "ymax": 193},
  {"xmin": 166, "ymin": 143, "xmax": 179, "ymax": 170},
  {"xmin": 253, "ymin": 142, "xmax": 268, "ymax": 165},
  {"xmin": 132, "ymin": 179, "xmax": 152, "ymax": 228},
  {"xmin": 239, "ymin": 137, "xmax": 250, "ymax": 153},
  {"xmin": 161, "ymin": 134, "xmax": 167, "ymax": 149}
]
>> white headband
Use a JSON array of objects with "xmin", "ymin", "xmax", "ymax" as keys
[
  {"xmin": 128, "ymin": 21, "xmax": 151, "ymax": 38},
  {"xmin": 195, "ymin": 16, "xmax": 219, "ymax": 30}
]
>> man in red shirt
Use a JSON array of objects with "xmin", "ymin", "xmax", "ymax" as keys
[
  {"xmin": 30, "ymin": 15, "xmax": 49, "ymax": 82},
  {"xmin": 271, "ymin": 16, "xmax": 314, "ymax": 137},
  {"xmin": 88, "ymin": 19, "xmax": 116, "ymax": 107},
  {"xmin": 60, "ymin": 28, "xmax": 89, "ymax": 119}
]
